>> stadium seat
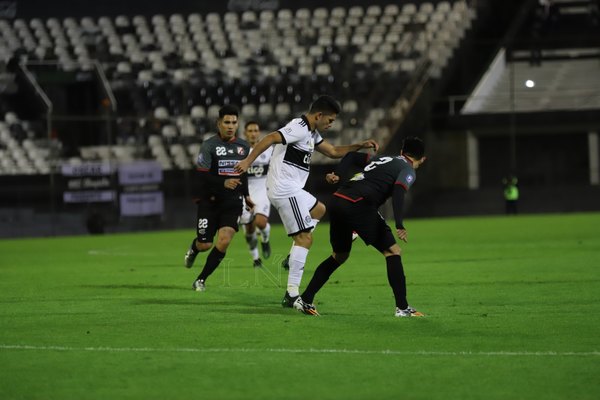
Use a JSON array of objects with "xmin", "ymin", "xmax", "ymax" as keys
[{"xmin": 0, "ymin": 2, "xmax": 479, "ymax": 172}]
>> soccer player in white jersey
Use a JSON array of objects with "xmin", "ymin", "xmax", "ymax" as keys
[
  {"xmin": 235, "ymin": 95, "xmax": 378, "ymax": 315},
  {"xmin": 239, "ymin": 121, "xmax": 274, "ymax": 267}
]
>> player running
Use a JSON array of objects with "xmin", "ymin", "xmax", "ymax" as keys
[
  {"xmin": 239, "ymin": 121, "xmax": 274, "ymax": 267},
  {"xmin": 183, "ymin": 105, "xmax": 254, "ymax": 292}
]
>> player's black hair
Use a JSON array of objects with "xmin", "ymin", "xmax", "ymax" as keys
[
  {"xmin": 244, "ymin": 120, "xmax": 259, "ymax": 129},
  {"xmin": 401, "ymin": 137, "xmax": 425, "ymax": 159},
  {"xmin": 309, "ymin": 95, "xmax": 341, "ymax": 115},
  {"xmin": 218, "ymin": 105, "xmax": 239, "ymax": 119}
]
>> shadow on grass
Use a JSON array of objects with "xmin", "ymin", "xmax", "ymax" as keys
[
  {"xmin": 413, "ymin": 278, "xmax": 600, "ymax": 287},
  {"xmin": 133, "ymin": 298, "xmax": 235, "ymax": 306},
  {"xmin": 133, "ymin": 297, "xmax": 292, "ymax": 316},
  {"xmin": 416, "ymin": 256, "xmax": 523, "ymax": 264},
  {"xmin": 81, "ymin": 284, "xmax": 184, "ymax": 290}
]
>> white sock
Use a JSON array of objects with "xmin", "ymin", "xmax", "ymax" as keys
[
  {"xmin": 287, "ymin": 245, "xmax": 309, "ymax": 297},
  {"xmin": 250, "ymin": 247, "xmax": 259, "ymax": 260},
  {"xmin": 259, "ymin": 223, "xmax": 271, "ymax": 243}
]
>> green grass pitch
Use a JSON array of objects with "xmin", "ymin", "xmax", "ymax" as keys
[{"xmin": 1, "ymin": 213, "xmax": 599, "ymax": 400}]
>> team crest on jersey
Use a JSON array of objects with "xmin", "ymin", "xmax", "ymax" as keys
[
  {"xmin": 305, "ymin": 215, "xmax": 311, "ymax": 224},
  {"xmin": 237, "ymin": 147, "xmax": 245, "ymax": 155},
  {"xmin": 406, "ymin": 175, "xmax": 414, "ymax": 183}
]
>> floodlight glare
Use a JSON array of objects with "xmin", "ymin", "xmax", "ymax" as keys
[{"xmin": 525, "ymin": 79, "xmax": 535, "ymax": 88}]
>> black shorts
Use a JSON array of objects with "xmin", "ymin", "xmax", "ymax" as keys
[
  {"xmin": 195, "ymin": 198, "xmax": 242, "ymax": 243},
  {"xmin": 328, "ymin": 195, "xmax": 396, "ymax": 253}
]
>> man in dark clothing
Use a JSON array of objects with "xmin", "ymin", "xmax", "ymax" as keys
[
  {"xmin": 299, "ymin": 137, "xmax": 427, "ymax": 317},
  {"xmin": 503, "ymin": 175, "xmax": 519, "ymax": 214},
  {"xmin": 183, "ymin": 105, "xmax": 254, "ymax": 291}
]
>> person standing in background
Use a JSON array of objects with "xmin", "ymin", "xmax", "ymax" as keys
[{"xmin": 503, "ymin": 175, "xmax": 519, "ymax": 214}]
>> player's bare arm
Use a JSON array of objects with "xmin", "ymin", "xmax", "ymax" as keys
[
  {"xmin": 316, "ymin": 139, "xmax": 379, "ymax": 159},
  {"xmin": 234, "ymin": 132, "xmax": 282, "ymax": 173}
]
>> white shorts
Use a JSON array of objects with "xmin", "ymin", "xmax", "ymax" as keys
[
  {"xmin": 269, "ymin": 189, "xmax": 318, "ymax": 236},
  {"xmin": 250, "ymin": 187, "xmax": 271, "ymax": 218},
  {"xmin": 239, "ymin": 191, "xmax": 272, "ymax": 226}
]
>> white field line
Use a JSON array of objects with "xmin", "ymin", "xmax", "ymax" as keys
[{"xmin": 1, "ymin": 344, "xmax": 598, "ymax": 357}]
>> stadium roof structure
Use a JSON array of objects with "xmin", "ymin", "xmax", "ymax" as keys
[{"xmin": 462, "ymin": 48, "xmax": 600, "ymax": 115}]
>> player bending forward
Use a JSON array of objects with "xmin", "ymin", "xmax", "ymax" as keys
[{"xmin": 300, "ymin": 137, "xmax": 427, "ymax": 317}]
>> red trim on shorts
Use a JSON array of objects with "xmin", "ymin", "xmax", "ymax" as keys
[{"xmin": 333, "ymin": 192, "xmax": 363, "ymax": 202}]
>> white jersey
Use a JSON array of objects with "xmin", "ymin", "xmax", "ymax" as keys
[
  {"xmin": 267, "ymin": 116, "xmax": 323, "ymax": 198},
  {"xmin": 247, "ymin": 145, "xmax": 273, "ymax": 198}
]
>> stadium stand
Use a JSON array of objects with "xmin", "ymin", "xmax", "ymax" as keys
[
  {"xmin": 0, "ymin": 1, "xmax": 476, "ymax": 174},
  {"xmin": 1, "ymin": 0, "xmax": 598, "ymax": 237}
]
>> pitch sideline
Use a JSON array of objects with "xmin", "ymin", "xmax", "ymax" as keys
[{"xmin": 1, "ymin": 344, "xmax": 598, "ymax": 357}]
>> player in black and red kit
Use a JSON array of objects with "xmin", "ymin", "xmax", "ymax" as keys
[
  {"xmin": 300, "ymin": 137, "xmax": 427, "ymax": 317},
  {"xmin": 183, "ymin": 105, "xmax": 254, "ymax": 291}
]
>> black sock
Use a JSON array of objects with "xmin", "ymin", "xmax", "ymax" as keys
[
  {"xmin": 197, "ymin": 247, "xmax": 226, "ymax": 281},
  {"xmin": 386, "ymin": 255, "xmax": 408, "ymax": 309},
  {"xmin": 189, "ymin": 238, "xmax": 198, "ymax": 254},
  {"xmin": 301, "ymin": 256, "xmax": 341, "ymax": 303}
]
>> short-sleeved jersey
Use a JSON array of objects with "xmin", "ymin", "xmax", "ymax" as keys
[
  {"xmin": 247, "ymin": 145, "xmax": 273, "ymax": 197},
  {"xmin": 267, "ymin": 115, "xmax": 323, "ymax": 198},
  {"xmin": 195, "ymin": 134, "xmax": 250, "ymax": 203},
  {"xmin": 335, "ymin": 155, "xmax": 416, "ymax": 207}
]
